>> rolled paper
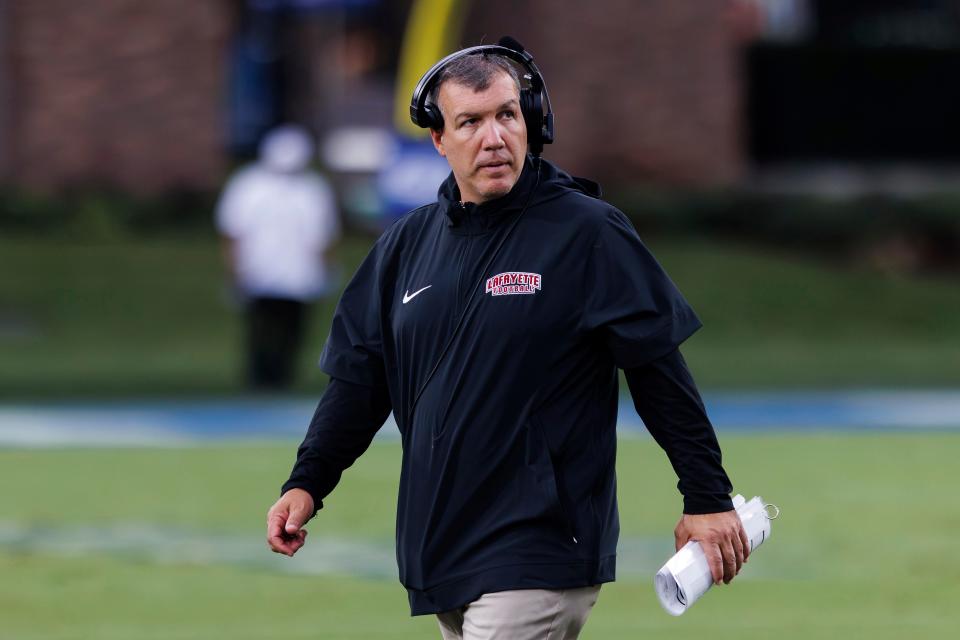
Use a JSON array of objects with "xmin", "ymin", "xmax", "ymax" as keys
[{"xmin": 654, "ymin": 494, "xmax": 772, "ymax": 616}]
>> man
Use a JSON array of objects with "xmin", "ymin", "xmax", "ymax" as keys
[
  {"xmin": 216, "ymin": 124, "xmax": 340, "ymax": 390},
  {"xmin": 267, "ymin": 43, "xmax": 747, "ymax": 639}
]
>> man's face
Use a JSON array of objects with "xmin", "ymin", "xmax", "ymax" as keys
[{"xmin": 430, "ymin": 72, "xmax": 527, "ymax": 204}]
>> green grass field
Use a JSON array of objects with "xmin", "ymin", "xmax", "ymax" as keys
[
  {"xmin": 2, "ymin": 433, "xmax": 958, "ymax": 639},
  {"xmin": 3, "ymin": 231, "xmax": 959, "ymax": 636},
  {"xmin": 3, "ymin": 234, "xmax": 960, "ymax": 399}
]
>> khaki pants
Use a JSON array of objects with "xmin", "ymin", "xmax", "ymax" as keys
[{"xmin": 436, "ymin": 586, "xmax": 601, "ymax": 640}]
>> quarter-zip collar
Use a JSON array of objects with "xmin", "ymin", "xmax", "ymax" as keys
[{"xmin": 438, "ymin": 156, "xmax": 538, "ymax": 235}]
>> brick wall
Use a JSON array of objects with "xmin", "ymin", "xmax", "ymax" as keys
[
  {"xmin": 462, "ymin": 0, "xmax": 748, "ymax": 188},
  {"xmin": 2, "ymin": 0, "xmax": 231, "ymax": 194},
  {"xmin": 0, "ymin": 0, "xmax": 748, "ymax": 194}
]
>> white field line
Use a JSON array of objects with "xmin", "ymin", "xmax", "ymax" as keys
[
  {"xmin": 0, "ymin": 521, "xmax": 764, "ymax": 581},
  {"xmin": 0, "ymin": 409, "xmax": 194, "ymax": 447},
  {"xmin": 0, "ymin": 521, "xmax": 397, "ymax": 579}
]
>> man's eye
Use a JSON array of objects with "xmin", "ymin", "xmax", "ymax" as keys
[
  {"xmin": 460, "ymin": 118, "xmax": 478, "ymax": 127},
  {"xmin": 501, "ymin": 110, "xmax": 515, "ymax": 119}
]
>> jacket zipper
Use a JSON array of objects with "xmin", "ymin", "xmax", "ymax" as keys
[
  {"xmin": 432, "ymin": 206, "xmax": 475, "ymax": 443},
  {"xmin": 455, "ymin": 204, "xmax": 475, "ymax": 310}
]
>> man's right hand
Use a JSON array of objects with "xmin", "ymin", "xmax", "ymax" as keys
[{"xmin": 266, "ymin": 488, "xmax": 315, "ymax": 556}]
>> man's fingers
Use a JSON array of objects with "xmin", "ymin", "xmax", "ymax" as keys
[
  {"xmin": 267, "ymin": 528, "xmax": 307, "ymax": 556},
  {"xmin": 721, "ymin": 540, "xmax": 737, "ymax": 583},
  {"xmin": 267, "ymin": 531, "xmax": 293, "ymax": 555},
  {"xmin": 266, "ymin": 512, "xmax": 293, "ymax": 555},
  {"xmin": 267, "ymin": 512, "xmax": 286, "ymax": 537},
  {"xmin": 266, "ymin": 510, "xmax": 305, "ymax": 556},
  {"xmin": 284, "ymin": 494, "xmax": 316, "ymax": 534},
  {"xmin": 731, "ymin": 530, "xmax": 745, "ymax": 574},
  {"xmin": 678, "ymin": 511, "xmax": 755, "ymax": 585},
  {"xmin": 265, "ymin": 490, "xmax": 315, "ymax": 557},
  {"xmin": 266, "ymin": 512, "xmax": 288, "ymax": 549},
  {"xmin": 285, "ymin": 508, "xmax": 308, "ymax": 534},
  {"xmin": 702, "ymin": 542, "xmax": 724, "ymax": 585}
]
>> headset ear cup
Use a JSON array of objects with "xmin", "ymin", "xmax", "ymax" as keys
[
  {"xmin": 422, "ymin": 104, "xmax": 444, "ymax": 131},
  {"xmin": 519, "ymin": 88, "xmax": 543, "ymax": 147}
]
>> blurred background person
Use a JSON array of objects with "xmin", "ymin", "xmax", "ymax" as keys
[{"xmin": 216, "ymin": 124, "xmax": 340, "ymax": 391}]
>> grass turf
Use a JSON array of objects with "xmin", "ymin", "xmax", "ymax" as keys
[
  {"xmin": 1, "ymin": 433, "xmax": 958, "ymax": 638},
  {"xmin": 2, "ymin": 234, "xmax": 960, "ymax": 399}
]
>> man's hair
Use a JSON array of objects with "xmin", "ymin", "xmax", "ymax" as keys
[{"xmin": 426, "ymin": 53, "xmax": 521, "ymax": 131}]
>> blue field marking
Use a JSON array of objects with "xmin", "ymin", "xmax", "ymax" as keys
[
  {"xmin": 706, "ymin": 389, "xmax": 960, "ymax": 431},
  {"xmin": 0, "ymin": 399, "xmax": 324, "ymax": 447},
  {"xmin": 617, "ymin": 389, "xmax": 960, "ymax": 433},
  {"xmin": 1, "ymin": 390, "xmax": 959, "ymax": 447}
]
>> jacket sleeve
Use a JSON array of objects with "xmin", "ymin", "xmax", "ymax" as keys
[
  {"xmin": 624, "ymin": 349, "xmax": 734, "ymax": 514},
  {"xmin": 282, "ymin": 377, "xmax": 393, "ymax": 513},
  {"xmin": 318, "ymin": 240, "xmax": 388, "ymax": 388},
  {"xmin": 582, "ymin": 208, "xmax": 702, "ymax": 368}
]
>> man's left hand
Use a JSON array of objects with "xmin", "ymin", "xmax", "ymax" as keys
[{"xmin": 674, "ymin": 510, "xmax": 749, "ymax": 585}]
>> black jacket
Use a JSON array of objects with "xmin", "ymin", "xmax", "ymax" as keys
[{"xmin": 284, "ymin": 156, "xmax": 732, "ymax": 614}]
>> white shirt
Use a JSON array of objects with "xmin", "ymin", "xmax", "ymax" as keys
[{"xmin": 216, "ymin": 164, "xmax": 340, "ymax": 301}]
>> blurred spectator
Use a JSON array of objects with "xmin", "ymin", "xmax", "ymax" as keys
[{"xmin": 216, "ymin": 124, "xmax": 340, "ymax": 390}]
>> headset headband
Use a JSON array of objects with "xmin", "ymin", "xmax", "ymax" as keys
[{"xmin": 409, "ymin": 38, "xmax": 555, "ymax": 156}]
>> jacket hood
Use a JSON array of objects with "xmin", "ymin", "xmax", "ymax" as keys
[{"xmin": 437, "ymin": 155, "xmax": 602, "ymax": 231}]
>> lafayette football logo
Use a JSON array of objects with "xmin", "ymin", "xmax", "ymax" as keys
[{"xmin": 485, "ymin": 272, "xmax": 542, "ymax": 296}]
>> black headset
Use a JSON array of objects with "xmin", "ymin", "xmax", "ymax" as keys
[{"xmin": 409, "ymin": 36, "xmax": 555, "ymax": 157}]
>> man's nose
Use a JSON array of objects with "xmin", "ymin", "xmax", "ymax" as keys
[{"xmin": 480, "ymin": 120, "xmax": 505, "ymax": 149}]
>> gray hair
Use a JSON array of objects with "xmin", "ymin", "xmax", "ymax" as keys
[{"xmin": 427, "ymin": 53, "xmax": 522, "ymax": 131}]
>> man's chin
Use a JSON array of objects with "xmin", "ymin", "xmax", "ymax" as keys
[{"xmin": 478, "ymin": 178, "xmax": 517, "ymax": 201}]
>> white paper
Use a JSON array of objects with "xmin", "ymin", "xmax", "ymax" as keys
[{"xmin": 654, "ymin": 494, "xmax": 772, "ymax": 616}]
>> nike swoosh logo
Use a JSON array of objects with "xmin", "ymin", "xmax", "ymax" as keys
[{"xmin": 402, "ymin": 285, "xmax": 432, "ymax": 304}]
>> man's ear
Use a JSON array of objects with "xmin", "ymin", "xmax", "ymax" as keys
[{"xmin": 430, "ymin": 128, "xmax": 445, "ymax": 157}]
